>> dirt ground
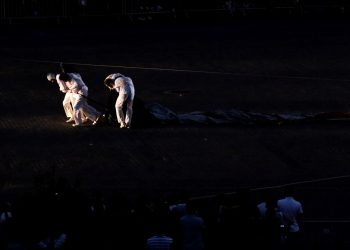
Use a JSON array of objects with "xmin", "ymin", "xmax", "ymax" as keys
[{"xmin": 1, "ymin": 18, "xmax": 350, "ymax": 246}]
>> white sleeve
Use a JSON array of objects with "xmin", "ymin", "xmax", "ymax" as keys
[{"xmin": 56, "ymin": 74, "xmax": 68, "ymax": 93}]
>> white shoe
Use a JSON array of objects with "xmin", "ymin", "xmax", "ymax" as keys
[
  {"xmin": 72, "ymin": 123, "xmax": 83, "ymax": 127},
  {"xmin": 66, "ymin": 118, "xmax": 74, "ymax": 123},
  {"xmin": 120, "ymin": 122, "xmax": 126, "ymax": 128}
]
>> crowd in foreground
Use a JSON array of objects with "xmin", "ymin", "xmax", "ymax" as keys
[{"xmin": 0, "ymin": 176, "xmax": 346, "ymax": 250}]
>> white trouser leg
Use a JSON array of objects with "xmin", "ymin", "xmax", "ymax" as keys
[
  {"xmin": 125, "ymin": 99, "xmax": 133, "ymax": 126},
  {"xmin": 82, "ymin": 104, "xmax": 100, "ymax": 121},
  {"xmin": 74, "ymin": 89, "xmax": 100, "ymax": 124},
  {"xmin": 72, "ymin": 94, "xmax": 84, "ymax": 125},
  {"xmin": 115, "ymin": 94, "xmax": 126, "ymax": 125},
  {"xmin": 125, "ymin": 85, "xmax": 135, "ymax": 127},
  {"xmin": 63, "ymin": 93, "xmax": 73, "ymax": 118}
]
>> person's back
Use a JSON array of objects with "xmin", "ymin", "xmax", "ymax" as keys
[
  {"xmin": 277, "ymin": 186, "xmax": 304, "ymax": 249},
  {"xmin": 123, "ymin": 76, "xmax": 135, "ymax": 95},
  {"xmin": 277, "ymin": 196, "xmax": 303, "ymax": 233},
  {"xmin": 258, "ymin": 196, "xmax": 285, "ymax": 250},
  {"xmin": 180, "ymin": 201, "xmax": 205, "ymax": 250}
]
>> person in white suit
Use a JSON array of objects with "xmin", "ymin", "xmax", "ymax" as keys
[
  {"xmin": 58, "ymin": 73, "xmax": 101, "ymax": 127},
  {"xmin": 104, "ymin": 73, "xmax": 135, "ymax": 128},
  {"xmin": 47, "ymin": 72, "xmax": 75, "ymax": 123}
]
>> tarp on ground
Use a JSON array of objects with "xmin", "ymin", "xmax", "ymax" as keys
[
  {"xmin": 143, "ymin": 102, "xmax": 350, "ymax": 126},
  {"xmin": 103, "ymin": 94, "xmax": 350, "ymax": 127}
]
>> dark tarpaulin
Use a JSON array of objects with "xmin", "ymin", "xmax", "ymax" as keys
[
  {"xmin": 102, "ymin": 93, "xmax": 350, "ymax": 127},
  {"xmin": 142, "ymin": 102, "xmax": 350, "ymax": 126}
]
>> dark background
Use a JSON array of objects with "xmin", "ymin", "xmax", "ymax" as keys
[{"xmin": 1, "ymin": 3, "xmax": 350, "ymax": 248}]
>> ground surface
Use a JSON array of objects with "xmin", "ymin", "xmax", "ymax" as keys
[{"xmin": 1, "ymin": 19, "xmax": 350, "ymax": 243}]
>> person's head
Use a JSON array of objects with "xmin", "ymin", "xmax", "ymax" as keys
[
  {"xmin": 59, "ymin": 73, "xmax": 72, "ymax": 82},
  {"xmin": 104, "ymin": 78, "xmax": 115, "ymax": 90},
  {"xmin": 46, "ymin": 73, "xmax": 56, "ymax": 83}
]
